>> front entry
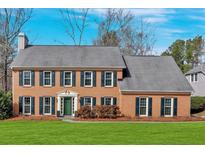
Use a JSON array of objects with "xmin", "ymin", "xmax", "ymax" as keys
[{"xmin": 64, "ymin": 97, "xmax": 72, "ymax": 115}]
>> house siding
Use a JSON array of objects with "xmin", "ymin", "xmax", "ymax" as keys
[{"xmin": 186, "ymin": 73, "xmax": 205, "ymax": 97}]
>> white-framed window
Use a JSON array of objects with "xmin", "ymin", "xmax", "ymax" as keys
[
  {"xmin": 23, "ymin": 97, "xmax": 31, "ymax": 115},
  {"xmin": 84, "ymin": 97, "xmax": 93, "ymax": 106},
  {"xmin": 194, "ymin": 73, "xmax": 198, "ymax": 82},
  {"xmin": 139, "ymin": 97, "xmax": 148, "ymax": 116},
  {"xmin": 164, "ymin": 98, "xmax": 173, "ymax": 117},
  {"xmin": 84, "ymin": 71, "xmax": 93, "ymax": 87},
  {"xmin": 104, "ymin": 97, "xmax": 113, "ymax": 105},
  {"xmin": 23, "ymin": 71, "xmax": 31, "ymax": 86},
  {"xmin": 104, "ymin": 71, "xmax": 113, "ymax": 87},
  {"xmin": 43, "ymin": 71, "xmax": 52, "ymax": 86},
  {"xmin": 64, "ymin": 71, "xmax": 72, "ymax": 86},
  {"xmin": 43, "ymin": 97, "xmax": 52, "ymax": 115}
]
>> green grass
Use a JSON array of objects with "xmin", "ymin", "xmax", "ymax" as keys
[{"xmin": 0, "ymin": 121, "xmax": 205, "ymax": 144}]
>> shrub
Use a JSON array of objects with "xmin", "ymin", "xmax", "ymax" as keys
[
  {"xmin": 75, "ymin": 105, "xmax": 121, "ymax": 119},
  {"xmin": 0, "ymin": 90, "xmax": 12, "ymax": 120},
  {"xmin": 191, "ymin": 96, "xmax": 205, "ymax": 113}
]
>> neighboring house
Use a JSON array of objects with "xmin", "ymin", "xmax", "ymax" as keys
[
  {"xmin": 185, "ymin": 64, "xmax": 205, "ymax": 97},
  {"xmin": 10, "ymin": 33, "xmax": 193, "ymax": 118}
]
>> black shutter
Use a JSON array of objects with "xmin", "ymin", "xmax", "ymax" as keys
[
  {"xmin": 101, "ymin": 71, "xmax": 104, "ymax": 87},
  {"xmin": 31, "ymin": 71, "xmax": 35, "ymax": 86},
  {"xmin": 52, "ymin": 97, "xmax": 55, "ymax": 115},
  {"xmin": 19, "ymin": 71, "xmax": 23, "ymax": 86},
  {"xmin": 148, "ymin": 97, "xmax": 152, "ymax": 116},
  {"xmin": 52, "ymin": 71, "xmax": 55, "ymax": 86},
  {"xmin": 136, "ymin": 97, "xmax": 140, "ymax": 116},
  {"xmin": 101, "ymin": 97, "xmax": 104, "ymax": 105},
  {"xmin": 39, "ymin": 71, "xmax": 43, "ymax": 86},
  {"xmin": 80, "ymin": 97, "xmax": 84, "ymax": 106},
  {"xmin": 39, "ymin": 97, "xmax": 43, "ymax": 115},
  {"xmin": 80, "ymin": 71, "xmax": 84, "ymax": 87},
  {"xmin": 113, "ymin": 97, "xmax": 117, "ymax": 105},
  {"xmin": 93, "ymin": 97, "xmax": 96, "ymax": 106},
  {"xmin": 19, "ymin": 96, "xmax": 23, "ymax": 114},
  {"xmin": 173, "ymin": 98, "xmax": 178, "ymax": 116},
  {"xmin": 60, "ymin": 71, "xmax": 64, "ymax": 86},
  {"xmin": 113, "ymin": 71, "xmax": 117, "ymax": 87},
  {"xmin": 93, "ymin": 71, "xmax": 96, "ymax": 87},
  {"xmin": 161, "ymin": 97, "xmax": 165, "ymax": 116},
  {"xmin": 31, "ymin": 97, "xmax": 35, "ymax": 115},
  {"xmin": 72, "ymin": 71, "xmax": 76, "ymax": 86}
]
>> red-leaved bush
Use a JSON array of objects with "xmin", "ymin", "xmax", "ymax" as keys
[{"xmin": 75, "ymin": 105, "xmax": 121, "ymax": 119}]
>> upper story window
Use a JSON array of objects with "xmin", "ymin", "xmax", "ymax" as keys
[
  {"xmin": 23, "ymin": 71, "xmax": 31, "ymax": 86},
  {"xmin": 43, "ymin": 71, "xmax": 52, "ymax": 86},
  {"xmin": 84, "ymin": 71, "xmax": 93, "ymax": 87},
  {"xmin": 104, "ymin": 71, "xmax": 113, "ymax": 87},
  {"xmin": 64, "ymin": 71, "xmax": 72, "ymax": 86}
]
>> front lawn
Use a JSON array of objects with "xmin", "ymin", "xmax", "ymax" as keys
[{"xmin": 0, "ymin": 121, "xmax": 205, "ymax": 144}]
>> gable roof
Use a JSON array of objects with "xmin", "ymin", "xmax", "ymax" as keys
[
  {"xmin": 119, "ymin": 56, "xmax": 193, "ymax": 93},
  {"xmin": 11, "ymin": 45, "xmax": 126, "ymax": 69},
  {"xmin": 185, "ymin": 64, "xmax": 205, "ymax": 75}
]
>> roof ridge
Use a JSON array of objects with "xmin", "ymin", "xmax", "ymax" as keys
[{"xmin": 26, "ymin": 45, "xmax": 119, "ymax": 48}]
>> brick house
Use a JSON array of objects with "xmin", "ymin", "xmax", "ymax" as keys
[{"xmin": 11, "ymin": 33, "xmax": 193, "ymax": 118}]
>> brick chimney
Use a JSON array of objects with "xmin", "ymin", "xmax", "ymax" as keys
[{"xmin": 18, "ymin": 32, "xmax": 28, "ymax": 51}]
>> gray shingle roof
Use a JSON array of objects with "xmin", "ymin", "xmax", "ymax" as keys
[
  {"xmin": 185, "ymin": 64, "xmax": 205, "ymax": 75},
  {"xmin": 11, "ymin": 45, "xmax": 126, "ymax": 69},
  {"xmin": 119, "ymin": 56, "xmax": 193, "ymax": 92}
]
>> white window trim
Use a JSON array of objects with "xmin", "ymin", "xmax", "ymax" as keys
[
  {"xmin": 164, "ymin": 98, "xmax": 174, "ymax": 117},
  {"xmin": 23, "ymin": 71, "xmax": 31, "ymax": 86},
  {"xmin": 139, "ymin": 97, "xmax": 149, "ymax": 117},
  {"xmin": 43, "ymin": 97, "xmax": 52, "ymax": 115},
  {"xmin": 43, "ymin": 71, "xmax": 52, "ymax": 87},
  {"xmin": 84, "ymin": 71, "xmax": 93, "ymax": 87},
  {"xmin": 64, "ymin": 71, "xmax": 72, "ymax": 87},
  {"xmin": 104, "ymin": 97, "xmax": 113, "ymax": 105},
  {"xmin": 23, "ymin": 97, "xmax": 31, "ymax": 115},
  {"xmin": 104, "ymin": 71, "xmax": 114, "ymax": 87},
  {"xmin": 84, "ymin": 97, "xmax": 93, "ymax": 107}
]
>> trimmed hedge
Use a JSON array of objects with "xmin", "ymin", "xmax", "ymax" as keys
[
  {"xmin": 75, "ymin": 105, "xmax": 121, "ymax": 119},
  {"xmin": 0, "ymin": 90, "xmax": 12, "ymax": 120},
  {"xmin": 191, "ymin": 96, "xmax": 205, "ymax": 113}
]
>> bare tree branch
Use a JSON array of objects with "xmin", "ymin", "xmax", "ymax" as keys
[{"xmin": 59, "ymin": 9, "xmax": 89, "ymax": 45}]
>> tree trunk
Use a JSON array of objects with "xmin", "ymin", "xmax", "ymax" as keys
[{"xmin": 4, "ymin": 57, "xmax": 8, "ymax": 92}]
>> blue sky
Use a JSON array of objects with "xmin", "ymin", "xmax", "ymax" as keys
[{"xmin": 23, "ymin": 8, "xmax": 205, "ymax": 54}]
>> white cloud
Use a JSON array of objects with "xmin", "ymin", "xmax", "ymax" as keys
[
  {"xmin": 143, "ymin": 17, "xmax": 168, "ymax": 23},
  {"xmin": 189, "ymin": 15, "xmax": 205, "ymax": 21}
]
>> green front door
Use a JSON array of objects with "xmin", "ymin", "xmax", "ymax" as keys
[{"xmin": 64, "ymin": 97, "xmax": 72, "ymax": 115}]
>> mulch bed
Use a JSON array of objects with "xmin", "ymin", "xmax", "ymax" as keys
[
  {"xmin": 74, "ymin": 116, "xmax": 205, "ymax": 122},
  {"xmin": 3, "ymin": 115, "xmax": 205, "ymax": 122},
  {"xmin": 5, "ymin": 115, "xmax": 59, "ymax": 121}
]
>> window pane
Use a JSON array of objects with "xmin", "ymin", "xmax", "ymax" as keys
[
  {"xmin": 140, "ymin": 98, "xmax": 147, "ymax": 115},
  {"xmin": 24, "ymin": 97, "xmax": 31, "ymax": 114},
  {"xmin": 24, "ymin": 71, "xmax": 31, "ymax": 85},
  {"xmin": 105, "ymin": 98, "xmax": 112, "ymax": 105},
  {"xmin": 84, "ymin": 72, "xmax": 92, "ymax": 86},
  {"xmin": 84, "ymin": 98, "xmax": 91, "ymax": 106},
  {"xmin": 164, "ymin": 98, "xmax": 172, "ymax": 116},
  {"xmin": 44, "ymin": 97, "xmax": 51, "ymax": 114},
  {"xmin": 44, "ymin": 72, "xmax": 51, "ymax": 85},
  {"xmin": 64, "ymin": 72, "xmax": 72, "ymax": 86},
  {"xmin": 105, "ymin": 72, "xmax": 112, "ymax": 86}
]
